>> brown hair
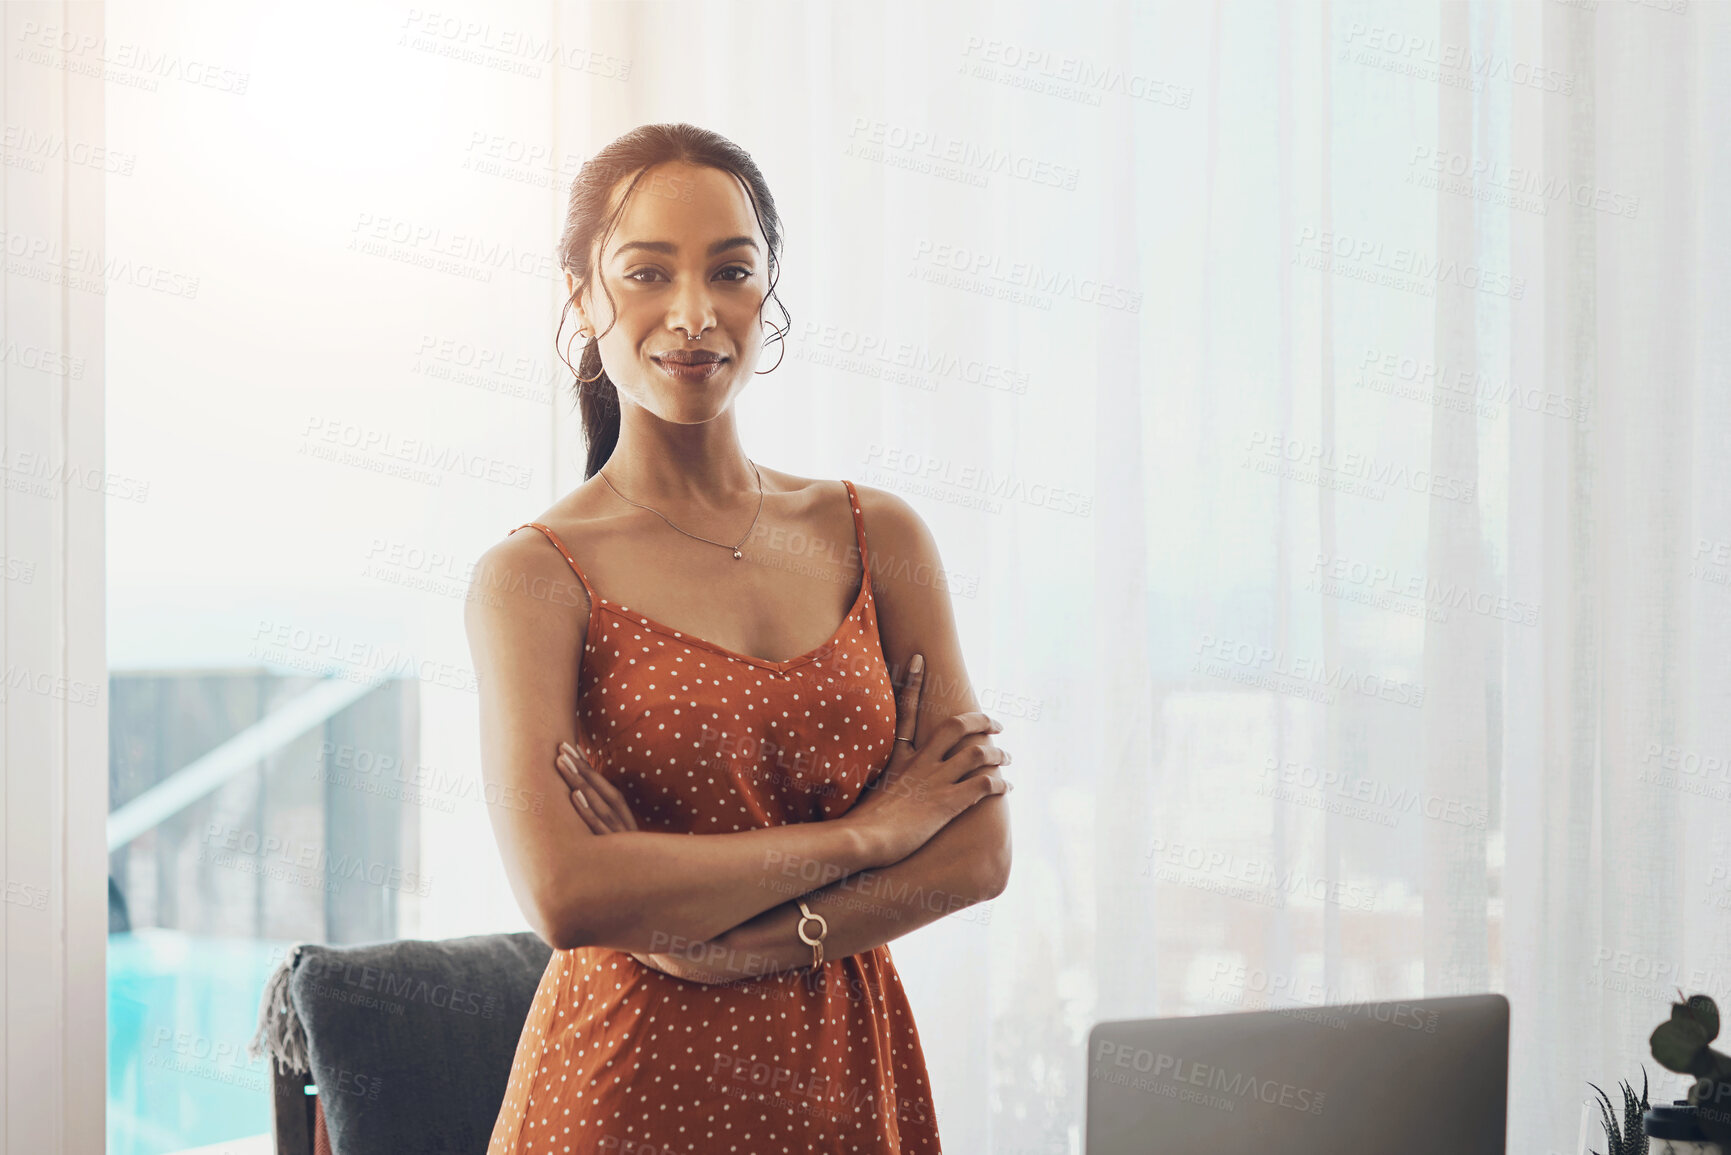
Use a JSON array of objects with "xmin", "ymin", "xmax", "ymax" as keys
[{"xmin": 555, "ymin": 123, "xmax": 790, "ymax": 478}]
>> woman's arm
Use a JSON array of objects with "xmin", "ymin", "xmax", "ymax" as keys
[
  {"xmin": 466, "ymin": 530, "xmax": 894, "ymax": 953},
  {"xmin": 689, "ymin": 774, "xmax": 1008, "ymax": 981},
  {"xmin": 561, "ymin": 664, "xmax": 1010, "ymax": 981},
  {"xmin": 844, "ymin": 484, "xmax": 1014, "ymax": 904},
  {"xmin": 629, "ymin": 487, "xmax": 1016, "ymax": 981}
]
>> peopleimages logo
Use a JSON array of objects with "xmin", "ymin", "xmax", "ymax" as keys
[
  {"xmin": 1260, "ymin": 756, "xmax": 1489, "ymax": 830},
  {"xmin": 299, "ymin": 416, "xmax": 533, "ymax": 490},
  {"xmin": 957, "ymin": 36, "xmax": 1194, "ymax": 110},
  {"xmin": 1292, "ymin": 226, "xmax": 1526, "ymax": 301},
  {"xmin": 297, "ymin": 953, "xmax": 501, "ymax": 1019},
  {"xmin": 862, "ymin": 444, "xmax": 1093, "ymax": 516},
  {"xmin": 908, "ymin": 238, "xmax": 1142, "ymax": 313},
  {"xmin": 397, "ymin": 9, "xmax": 632, "ymax": 81},
  {"xmin": 1243, "ymin": 430, "xmax": 1477, "ymax": 504},
  {"xmin": 1192, "ymin": 632, "xmax": 1424, "ymax": 709},
  {"xmin": 1308, "ymin": 551, "xmax": 1540, "ymax": 628},
  {"xmin": 1355, "ymin": 345, "xmax": 1590, "ymax": 425},
  {"xmin": 0, "ymin": 449, "xmax": 150, "ymax": 503},
  {"xmin": 1408, "ymin": 146, "xmax": 1639, "ymax": 219},
  {"xmin": 844, "ymin": 116, "xmax": 1081, "ymax": 190},
  {"xmin": 797, "ymin": 320, "xmax": 1030, "ymax": 395},
  {"xmin": 13, "ymin": 20, "xmax": 252, "ymax": 94},
  {"xmin": 0, "ymin": 227, "xmax": 200, "ymax": 299},
  {"xmin": 1141, "ymin": 837, "xmax": 1378, "ymax": 912},
  {"xmin": 249, "ymin": 619, "xmax": 481, "ymax": 694},
  {"xmin": 200, "ymin": 823, "xmax": 433, "ymax": 897},
  {"xmin": 1091, "ymin": 1040, "xmax": 1328, "ymax": 1115},
  {"xmin": 348, "ymin": 212, "xmax": 561, "ymax": 283},
  {"xmin": 1339, "ymin": 22, "xmax": 1577, "ymax": 95}
]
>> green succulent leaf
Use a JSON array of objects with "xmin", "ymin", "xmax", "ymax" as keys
[
  {"xmin": 1586, "ymin": 1074, "xmax": 1651, "ymax": 1155},
  {"xmin": 1652, "ymin": 1019, "xmax": 1711, "ymax": 1073},
  {"xmin": 1680, "ymin": 995, "xmax": 1721, "ymax": 1043}
]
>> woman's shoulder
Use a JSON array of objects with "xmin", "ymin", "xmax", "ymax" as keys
[
  {"xmin": 753, "ymin": 471, "xmax": 932, "ymax": 559},
  {"xmin": 480, "ymin": 478, "xmax": 615, "ymax": 566},
  {"xmin": 762, "ymin": 469, "xmax": 920, "ymax": 527},
  {"xmin": 833, "ymin": 477, "xmax": 927, "ymax": 540},
  {"xmin": 466, "ymin": 489, "xmax": 610, "ymax": 633}
]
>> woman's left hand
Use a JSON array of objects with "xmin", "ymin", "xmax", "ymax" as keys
[
  {"xmin": 553, "ymin": 740, "xmax": 734, "ymax": 982},
  {"xmin": 556, "ymin": 741, "xmax": 639, "ymax": 834}
]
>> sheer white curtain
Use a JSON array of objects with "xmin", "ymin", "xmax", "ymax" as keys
[
  {"xmin": 536, "ymin": 1, "xmax": 1729, "ymax": 1150},
  {"xmin": 80, "ymin": 0, "xmax": 1730, "ymax": 1151}
]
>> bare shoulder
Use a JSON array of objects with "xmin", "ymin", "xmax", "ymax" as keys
[
  {"xmin": 846, "ymin": 479, "xmax": 925, "ymax": 528},
  {"xmin": 841, "ymin": 481, "xmax": 977, "ymax": 723},
  {"xmin": 845, "ymin": 480, "xmax": 940, "ymax": 575},
  {"xmin": 466, "ymin": 473, "xmax": 620, "ymax": 618},
  {"xmin": 749, "ymin": 465, "xmax": 865, "ymax": 507},
  {"xmin": 464, "ymin": 521, "xmax": 592, "ymax": 645}
]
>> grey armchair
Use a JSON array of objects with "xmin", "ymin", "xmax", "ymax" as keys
[{"xmin": 249, "ymin": 932, "xmax": 554, "ymax": 1155}]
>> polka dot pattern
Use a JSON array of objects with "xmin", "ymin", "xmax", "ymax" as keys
[{"xmin": 490, "ymin": 479, "xmax": 941, "ymax": 1153}]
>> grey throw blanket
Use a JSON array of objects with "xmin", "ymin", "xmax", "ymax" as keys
[{"xmin": 249, "ymin": 932, "xmax": 555, "ymax": 1154}]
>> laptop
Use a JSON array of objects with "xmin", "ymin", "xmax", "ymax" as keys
[{"xmin": 1086, "ymin": 992, "xmax": 1508, "ymax": 1154}]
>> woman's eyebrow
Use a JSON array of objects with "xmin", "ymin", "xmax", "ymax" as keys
[{"xmin": 613, "ymin": 236, "xmax": 759, "ymax": 258}]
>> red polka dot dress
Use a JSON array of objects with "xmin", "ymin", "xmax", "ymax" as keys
[{"xmin": 489, "ymin": 479, "xmax": 942, "ymax": 1154}]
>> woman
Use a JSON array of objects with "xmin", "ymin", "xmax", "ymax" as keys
[{"xmin": 466, "ymin": 122, "xmax": 1013, "ymax": 1154}]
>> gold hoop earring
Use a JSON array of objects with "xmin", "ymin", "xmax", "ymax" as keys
[
  {"xmin": 575, "ymin": 339, "xmax": 607, "ymax": 386},
  {"xmin": 754, "ymin": 319, "xmax": 786, "ymax": 376},
  {"xmin": 569, "ymin": 319, "xmax": 607, "ymax": 385}
]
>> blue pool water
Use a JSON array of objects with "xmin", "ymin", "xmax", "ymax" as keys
[{"xmin": 108, "ymin": 931, "xmax": 292, "ymax": 1155}]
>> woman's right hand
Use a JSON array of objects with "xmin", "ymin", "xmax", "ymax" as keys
[{"xmin": 844, "ymin": 653, "xmax": 1014, "ymax": 865}]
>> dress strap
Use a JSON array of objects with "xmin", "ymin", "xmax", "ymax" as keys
[
  {"xmin": 511, "ymin": 522, "xmax": 597, "ymax": 603},
  {"xmin": 842, "ymin": 479, "xmax": 869, "ymax": 574}
]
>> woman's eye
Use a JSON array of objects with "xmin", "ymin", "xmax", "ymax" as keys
[{"xmin": 623, "ymin": 267, "xmax": 750, "ymax": 283}]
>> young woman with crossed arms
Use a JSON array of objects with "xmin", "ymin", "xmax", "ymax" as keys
[{"xmin": 467, "ymin": 123, "xmax": 1012, "ymax": 1154}]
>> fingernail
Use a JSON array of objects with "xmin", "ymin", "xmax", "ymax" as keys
[
  {"xmin": 909, "ymin": 653, "xmax": 923, "ymax": 673},
  {"xmin": 575, "ymin": 788, "xmax": 589, "ymax": 808}
]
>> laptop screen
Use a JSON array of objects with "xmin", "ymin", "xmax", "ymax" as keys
[{"xmin": 1086, "ymin": 993, "xmax": 1508, "ymax": 1154}]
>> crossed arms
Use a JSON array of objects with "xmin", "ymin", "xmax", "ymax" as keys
[{"xmin": 465, "ymin": 483, "xmax": 1013, "ymax": 980}]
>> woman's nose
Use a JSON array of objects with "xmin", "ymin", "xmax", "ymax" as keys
[{"xmin": 667, "ymin": 279, "xmax": 717, "ymax": 338}]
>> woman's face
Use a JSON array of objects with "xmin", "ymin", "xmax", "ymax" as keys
[{"xmin": 570, "ymin": 160, "xmax": 770, "ymax": 424}]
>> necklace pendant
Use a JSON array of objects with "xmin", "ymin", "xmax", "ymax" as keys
[{"xmin": 733, "ymin": 548, "xmax": 743, "ymax": 559}]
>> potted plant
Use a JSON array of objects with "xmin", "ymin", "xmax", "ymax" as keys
[
  {"xmin": 1649, "ymin": 992, "xmax": 1731, "ymax": 1146},
  {"xmin": 1587, "ymin": 1068, "xmax": 1650, "ymax": 1155}
]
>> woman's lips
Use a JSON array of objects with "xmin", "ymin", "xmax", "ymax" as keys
[{"xmin": 654, "ymin": 355, "xmax": 726, "ymax": 383}]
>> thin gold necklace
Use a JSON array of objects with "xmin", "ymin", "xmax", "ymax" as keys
[{"xmin": 597, "ymin": 459, "xmax": 765, "ymax": 560}]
